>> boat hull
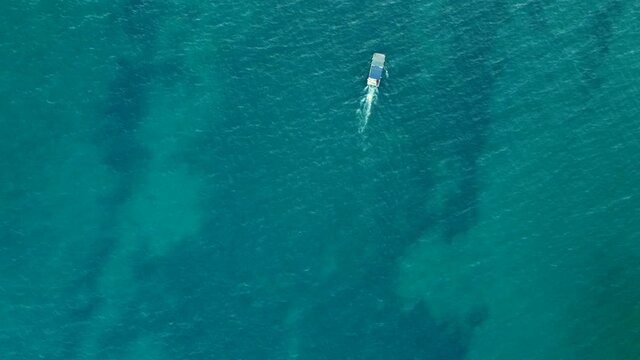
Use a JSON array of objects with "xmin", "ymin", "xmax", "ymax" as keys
[{"xmin": 367, "ymin": 53, "xmax": 385, "ymax": 87}]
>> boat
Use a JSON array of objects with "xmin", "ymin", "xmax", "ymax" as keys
[{"xmin": 367, "ymin": 53, "xmax": 385, "ymax": 87}]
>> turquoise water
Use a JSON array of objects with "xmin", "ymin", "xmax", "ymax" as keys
[{"xmin": 1, "ymin": 1, "xmax": 640, "ymax": 359}]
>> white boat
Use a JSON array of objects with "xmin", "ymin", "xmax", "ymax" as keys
[{"xmin": 367, "ymin": 53, "xmax": 385, "ymax": 87}]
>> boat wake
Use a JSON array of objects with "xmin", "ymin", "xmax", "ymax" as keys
[{"xmin": 357, "ymin": 85, "xmax": 377, "ymax": 133}]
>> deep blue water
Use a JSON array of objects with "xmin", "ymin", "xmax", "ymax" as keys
[{"xmin": 1, "ymin": 1, "xmax": 640, "ymax": 359}]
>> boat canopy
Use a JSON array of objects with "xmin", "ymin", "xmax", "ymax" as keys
[{"xmin": 369, "ymin": 66, "xmax": 383, "ymax": 80}]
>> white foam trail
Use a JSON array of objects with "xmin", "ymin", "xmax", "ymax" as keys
[{"xmin": 357, "ymin": 86, "xmax": 377, "ymax": 133}]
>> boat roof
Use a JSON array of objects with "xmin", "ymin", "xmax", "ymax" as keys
[{"xmin": 369, "ymin": 66, "xmax": 383, "ymax": 80}]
